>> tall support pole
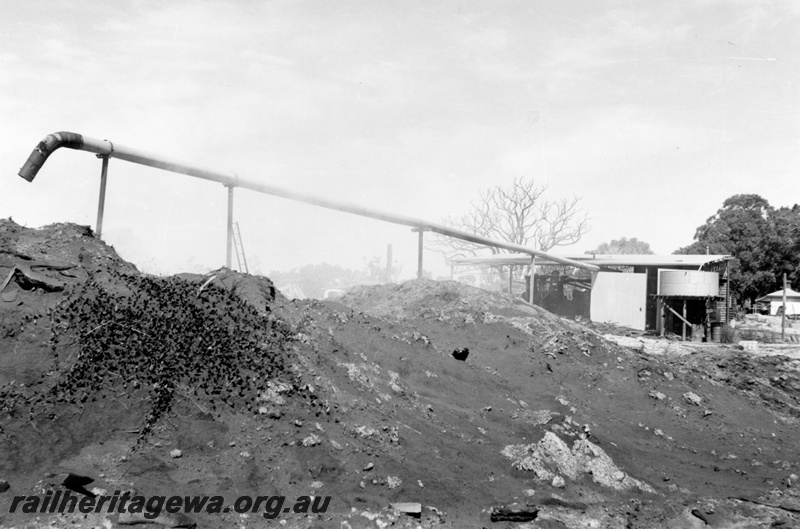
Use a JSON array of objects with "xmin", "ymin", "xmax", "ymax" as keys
[
  {"xmin": 725, "ymin": 260, "xmax": 730, "ymax": 323},
  {"xmin": 682, "ymin": 299, "xmax": 687, "ymax": 341},
  {"xmin": 782, "ymin": 273, "xmax": 787, "ymax": 342},
  {"xmin": 528, "ymin": 256, "xmax": 536, "ymax": 305},
  {"xmin": 412, "ymin": 227, "xmax": 426, "ymax": 279},
  {"xmin": 96, "ymin": 155, "xmax": 109, "ymax": 238},
  {"xmin": 418, "ymin": 230, "xmax": 425, "ymax": 279},
  {"xmin": 226, "ymin": 186, "xmax": 234, "ymax": 270},
  {"xmin": 508, "ymin": 265, "xmax": 513, "ymax": 295}
]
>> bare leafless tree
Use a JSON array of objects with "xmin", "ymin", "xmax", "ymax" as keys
[{"xmin": 433, "ymin": 177, "xmax": 589, "ymax": 260}]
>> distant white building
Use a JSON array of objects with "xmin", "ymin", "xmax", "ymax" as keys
[{"xmin": 757, "ymin": 288, "xmax": 800, "ymax": 317}]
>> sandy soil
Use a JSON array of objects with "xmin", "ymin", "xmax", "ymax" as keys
[{"xmin": 2, "ymin": 218, "xmax": 800, "ymax": 528}]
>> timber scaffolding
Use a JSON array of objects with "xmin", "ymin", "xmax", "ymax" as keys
[{"xmin": 17, "ymin": 131, "xmax": 599, "ymax": 283}]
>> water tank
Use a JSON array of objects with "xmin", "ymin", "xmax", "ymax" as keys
[{"xmin": 658, "ymin": 270, "xmax": 719, "ymax": 297}]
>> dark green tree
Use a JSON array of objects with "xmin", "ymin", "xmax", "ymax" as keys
[
  {"xmin": 772, "ymin": 204, "xmax": 800, "ymax": 286},
  {"xmin": 675, "ymin": 194, "xmax": 800, "ymax": 302}
]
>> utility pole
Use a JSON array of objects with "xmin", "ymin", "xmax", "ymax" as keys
[
  {"xmin": 226, "ymin": 186, "xmax": 234, "ymax": 269},
  {"xmin": 528, "ymin": 257, "xmax": 536, "ymax": 305},
  {"xmin": 96, "ymin": 155, "xmax": 109, "ymax": 238},
  {"xmin": 411, "ymin": 227, "xmax": 426, "ymax": 279},
  {"xmin": 782, "ymin": 273, "xmax": 787, "ymax": 342}
]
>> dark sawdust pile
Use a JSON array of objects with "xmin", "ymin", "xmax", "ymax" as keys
[{"xmin": 3, "ymin": 272, "xmax": 306, "ymax": 443}]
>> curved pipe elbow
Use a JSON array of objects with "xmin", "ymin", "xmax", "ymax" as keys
[{"xmin": 18, "ymin": 131, "xmax": 84, "ymax": 182}]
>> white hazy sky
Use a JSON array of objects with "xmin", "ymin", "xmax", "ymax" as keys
[{"xmin": 1, "ymin": 1, "xmax": 798, "ymax": 279}]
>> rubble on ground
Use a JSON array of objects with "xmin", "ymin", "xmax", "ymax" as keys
[{"xmin": 2, "ymin": 219, "xmax": 800, "ymax": 528}]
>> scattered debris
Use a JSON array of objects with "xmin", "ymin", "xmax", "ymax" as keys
[
  {"xmin": 451, "ymin": 347, "xmax": 469, "ymax": 361},
  {"xmin": 118, "ymin": 511, "xmax": 196, "ymax": 527},
  {"xmin": 740, "ymin": 340, "xmax": 760, "ymax": 352},
  {"xmin": 386, "ymin": 476, "xmax": 402, "ymax": 489},
  {"xmin": 683, "ymin": 392, "xmax": 703, "ymax": 406},
  {"xmin": 302, "ymin": 434, "xmax": 321, "ymax": 447},
  {"xmin": 45, "ymin": 473, "xmax": 95, "ymax": 497},
  {"xmin": 390, "ymin": 502, "xmax": 422, "ymax": 517},
  {"xmin": 490, "ymin": 503, "xmax": 539, "ymax": 522},
  {"xmin": 502, "ymin": 432, "xmax": 655, "ymax": 493}
]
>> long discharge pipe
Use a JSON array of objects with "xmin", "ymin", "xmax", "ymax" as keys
[{"xmin": 18, "ymin": 131, "xmax": 599, "ymax": 272}]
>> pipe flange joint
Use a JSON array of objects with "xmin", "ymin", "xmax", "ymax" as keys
[
  {"xmin": 96, "ymin": 140, "xmax": 114, "ymax": 159},
  {"xmin": 224, "ymin": 173, "xmax": 239, "ymax": 188}
]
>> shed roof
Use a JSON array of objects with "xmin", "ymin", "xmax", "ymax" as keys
[
  {"xmin": 449, "ymin": 253, "xmax": 731, "ymax": 269},
  {"xmin": 757, "ymin": 288, "xmax": 800, "ymax": 301}
]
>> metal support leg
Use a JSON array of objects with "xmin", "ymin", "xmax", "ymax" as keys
[
  {"xmin": 682, "ymin": 299, "xmax": 687, "ymax": 341},
  {"xmin": 96, "ymin": 155, "xmax": 109, "ymax": 238},
  {"xmin": 226, "ymin": 186, "xmax": 234, "ymax": 270},
  {"xmin": 528, "ymin": 257, "xmax": 536, "ymax": 305},
  {"xmin": 417, "ymin": 230, "xmax": 424, "ymax": 279}
]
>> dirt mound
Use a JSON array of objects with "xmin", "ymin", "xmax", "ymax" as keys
[
  {"xmin": 344, "ymin": 278, "xmax": 562, "ymax": 322},
  {"xmin": 2, "ymin": 222, "xmax": 800, "ymax": 528},
  {"xmin": 176, "ymin": 269, "xmax": 283, "ymax": 314}
]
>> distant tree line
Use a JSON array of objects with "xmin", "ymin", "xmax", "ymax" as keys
[{"xmin": 675, "ymin": 194, "xmax": 800, "ymax": 303}]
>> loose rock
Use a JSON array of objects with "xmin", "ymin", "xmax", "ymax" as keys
[
  {"xmin": 451, "ymin": 347, "xmax": 469, "ymax": 361},
  {"xmin": 490, "ymin": 503, "xmax": 539, "ymax": 522},
  {"xmin": 683, "ymin": 392, "xmax": 703, "ymax": 406},
  {"xmin": 390, "ymin": 502, "xmax": 422, "ymax": 517},
  {"xmin": 118, "ymin": 511, "xmax": 196, "ymax": 527}
]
